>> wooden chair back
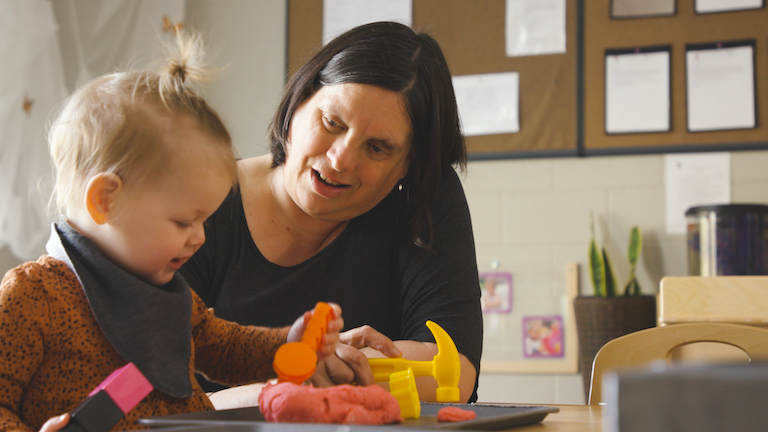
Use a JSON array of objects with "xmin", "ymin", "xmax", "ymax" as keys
[{"xmin": 589, "ymin": 322, "xmax": 768, "ymax": 405}]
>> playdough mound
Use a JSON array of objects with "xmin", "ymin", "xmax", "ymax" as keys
[
  {"xmin": 259, "ymin": 382, "xmax": 402, "ymax": 425},
  {"xmin": 437, "ymin": 406, "xmax": 477, "ymax": 422}
]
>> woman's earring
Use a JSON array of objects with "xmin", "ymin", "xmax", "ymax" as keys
[{"xmin": 398, "ymin": 182, "xmax": 403, "ymax": 191}]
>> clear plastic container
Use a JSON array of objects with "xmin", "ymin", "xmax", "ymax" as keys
[{"xmin": 686, "ymin": 204, "xmax": 768, "ymax": 276}]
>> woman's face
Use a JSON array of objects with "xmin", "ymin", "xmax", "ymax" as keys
[{"xmin": 282, "ymin": 83, "xmax": 412, "ymax": 223}]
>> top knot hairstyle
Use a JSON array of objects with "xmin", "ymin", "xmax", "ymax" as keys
[
  {"xmin": 49, "ymin": 31, "xmax": 236, "ymax": 215},
  {"xmin": 158, "ymin": 32, "xmax": 212, "ymax": 108},
  {"xmin": 268, "ymin": 21, "xmax": 467, "ymax": 250}
]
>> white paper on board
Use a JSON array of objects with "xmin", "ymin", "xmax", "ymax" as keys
[
  {"xmin": 453, "ymin": 72, "xmax": 520, "ymax": 136},
  {"xmin": 605, "ymin": 50, "xmax": 670, "ymax": 133},
  {"xmin": 686, "ymin": 45, "xmax": 755, "ymax": 132},
  {"xmin": 506, "ymin": 0, "xmax": 566, "ymax": 57},
  {"xmin": 612, "ymin": 0, "xmax": 675, "ymax": 17},
  {"xmin": 695, "ymin": 0, "xmax": 763, "ymax": 14},
  {"xmin": 323, "ymin": 0, "xmax": 412, "ymax": 45},
  {"xmin": 665, "ymin": 153, "xmax": 731, "ymax": 235}
]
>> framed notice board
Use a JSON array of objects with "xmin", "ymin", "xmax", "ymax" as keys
[
  {"xmin": 287, "ymin": 0, "xmax": 580, "ymax": 159},
  {"xmin": 288, "ymin": 0, "xmax": 768, "ymax": 159}
]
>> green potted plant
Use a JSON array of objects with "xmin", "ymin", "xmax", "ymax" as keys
[{"xmin": 573, "ymin": 214, "xmax": 657, "ymax": 402}]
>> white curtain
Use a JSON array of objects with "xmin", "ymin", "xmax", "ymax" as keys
[
  {"xmin": 55, "ymin": 0, "xmax": 185, "ymax": 89},
  {"xmin": 0, "ymin": 0, "xmax": 183, "ymax": 261},
  {"xmin": 0, "ymin": 0, "xmax": 65, "ymax": 260}
]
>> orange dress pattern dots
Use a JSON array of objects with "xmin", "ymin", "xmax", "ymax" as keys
[{"xmin": 0, "ymin": 256, "xmax": 290, "ymax": 432}]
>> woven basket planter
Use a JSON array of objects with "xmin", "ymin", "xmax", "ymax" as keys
[{"xmin": 573, "ymin": 295, "xmax": 657, "ymax": 401}]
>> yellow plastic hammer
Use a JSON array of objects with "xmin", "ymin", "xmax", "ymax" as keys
[{"xmin": 367, "ymin": 320, "xmax": 461, "ymax": 402}]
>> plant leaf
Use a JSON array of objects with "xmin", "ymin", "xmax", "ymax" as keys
[
  {"xmin": 589, "ymin": 240, "xmax": 606, "ymax": 297},
  {"xmin": 623, "ymin": 278, "xmax": 641, "ymax": 296},
  {"xmin": 626, "ymin": 226, "xmax": 642, "ymax": 282},
  {"xmin": 588, "ymin": 220, "xmax": 606, "ymax": 297},
  {"xmin": 603, "ymin": 248, "xmax": 617, "ymax": 297}
]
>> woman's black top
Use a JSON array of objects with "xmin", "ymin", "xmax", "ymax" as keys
[{"xmin": 180, "ymin": 168, "xmax": 483, "ymax": 402}]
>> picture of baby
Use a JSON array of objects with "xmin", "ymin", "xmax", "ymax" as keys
[
  {"xmin": 523, "ymin": 316, "xmax": 564, "ymax": 358},
  {"xmin": 480, "ymin": 272, "xmax": 512, "ymax": 314}
]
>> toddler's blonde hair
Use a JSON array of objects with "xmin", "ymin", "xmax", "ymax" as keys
[{"xmin": 49, "ymin": 31, "xmax": 237, "ymax": 215}]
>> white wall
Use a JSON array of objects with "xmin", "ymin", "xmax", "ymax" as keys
[{"xmin": 185, "ymin": 0, "xmax": 286, "ymax": 159}]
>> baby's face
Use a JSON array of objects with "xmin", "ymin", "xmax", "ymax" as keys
[{"xmin": 101, "ymin": 126, "xmax": 233, "ymax": 286}]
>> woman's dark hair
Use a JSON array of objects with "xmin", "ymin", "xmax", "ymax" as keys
[{"xmin": 268, "ymin": 21, "xmax": 466, "ymax": 250}]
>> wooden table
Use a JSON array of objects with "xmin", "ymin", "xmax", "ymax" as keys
[{"xmin": 512, "ymin": 405, "xmax": 603, "ymax": 431}]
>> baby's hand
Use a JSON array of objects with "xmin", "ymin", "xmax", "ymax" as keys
[
  {"xmin": 39, "ymin": 413, "xmax": 69, "ymax": 432},
  {"xmin": 287, "ymin": 303, "xmax": 343, "ymax": 360}
]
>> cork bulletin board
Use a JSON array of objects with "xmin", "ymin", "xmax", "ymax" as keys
[
  {"xmin": 287, "ymin": 0, "xmax": 768, "ymax": 158},
  {"xmin": 584, "ymin": 0, "xmax": 768, "ymax": 155},
  {"xmin": 287, "ymin": 0, "xmax": 580, "ymax": 159}
]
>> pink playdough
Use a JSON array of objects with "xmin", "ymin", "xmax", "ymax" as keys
[
  {"xmin": 258, "ymin": 383, "xmax": 402, "ymax": 425},
  {"xmin": 437, "ymin": 406, "xmax": 477, "ymax": 422}
]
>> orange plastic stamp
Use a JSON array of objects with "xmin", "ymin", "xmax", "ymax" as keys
[{"xmin": 273, "ymin": 302, "xmax": 335, "ymax": 384}]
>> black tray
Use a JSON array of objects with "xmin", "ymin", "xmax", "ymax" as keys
[{"xmin": 140, "ymin": 403, "xmax": 559, "ymax": 431}]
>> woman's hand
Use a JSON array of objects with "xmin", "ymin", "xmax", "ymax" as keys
[
  {"xmin": 286, "ymin": 303, "xmax": 344, "ymax": 360},
  {"xmin": 39, "ymin": 413, "xmax": 69, "ymax": 432},
  {"xmin": 308, "ymin": 325, "xmax": 402, "ymax": 387},
  {"xmin": 308, "ymin": 327, "xmax": 477, "ymax": 402}
]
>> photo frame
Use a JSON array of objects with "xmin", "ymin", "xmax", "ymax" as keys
[
  {"xmin": 480, "ymin": 272, "xmax": 513, "ymax": 314},
  {"xmin": 523, "ymin": 315, "xmax": 565, "ymax": 358},
  {"xmin": 480, "ymin": 263, "xmax": 579, "ymax": 373}
]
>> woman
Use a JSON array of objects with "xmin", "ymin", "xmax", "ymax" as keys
[{"xmin": 181, "ymin": 21, "xmax": 483, "ymax": 404}]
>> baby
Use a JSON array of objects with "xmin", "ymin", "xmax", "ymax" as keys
[{"xmin": 0, "ymin": 32, "xmax": 343, "ymax": 432}]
